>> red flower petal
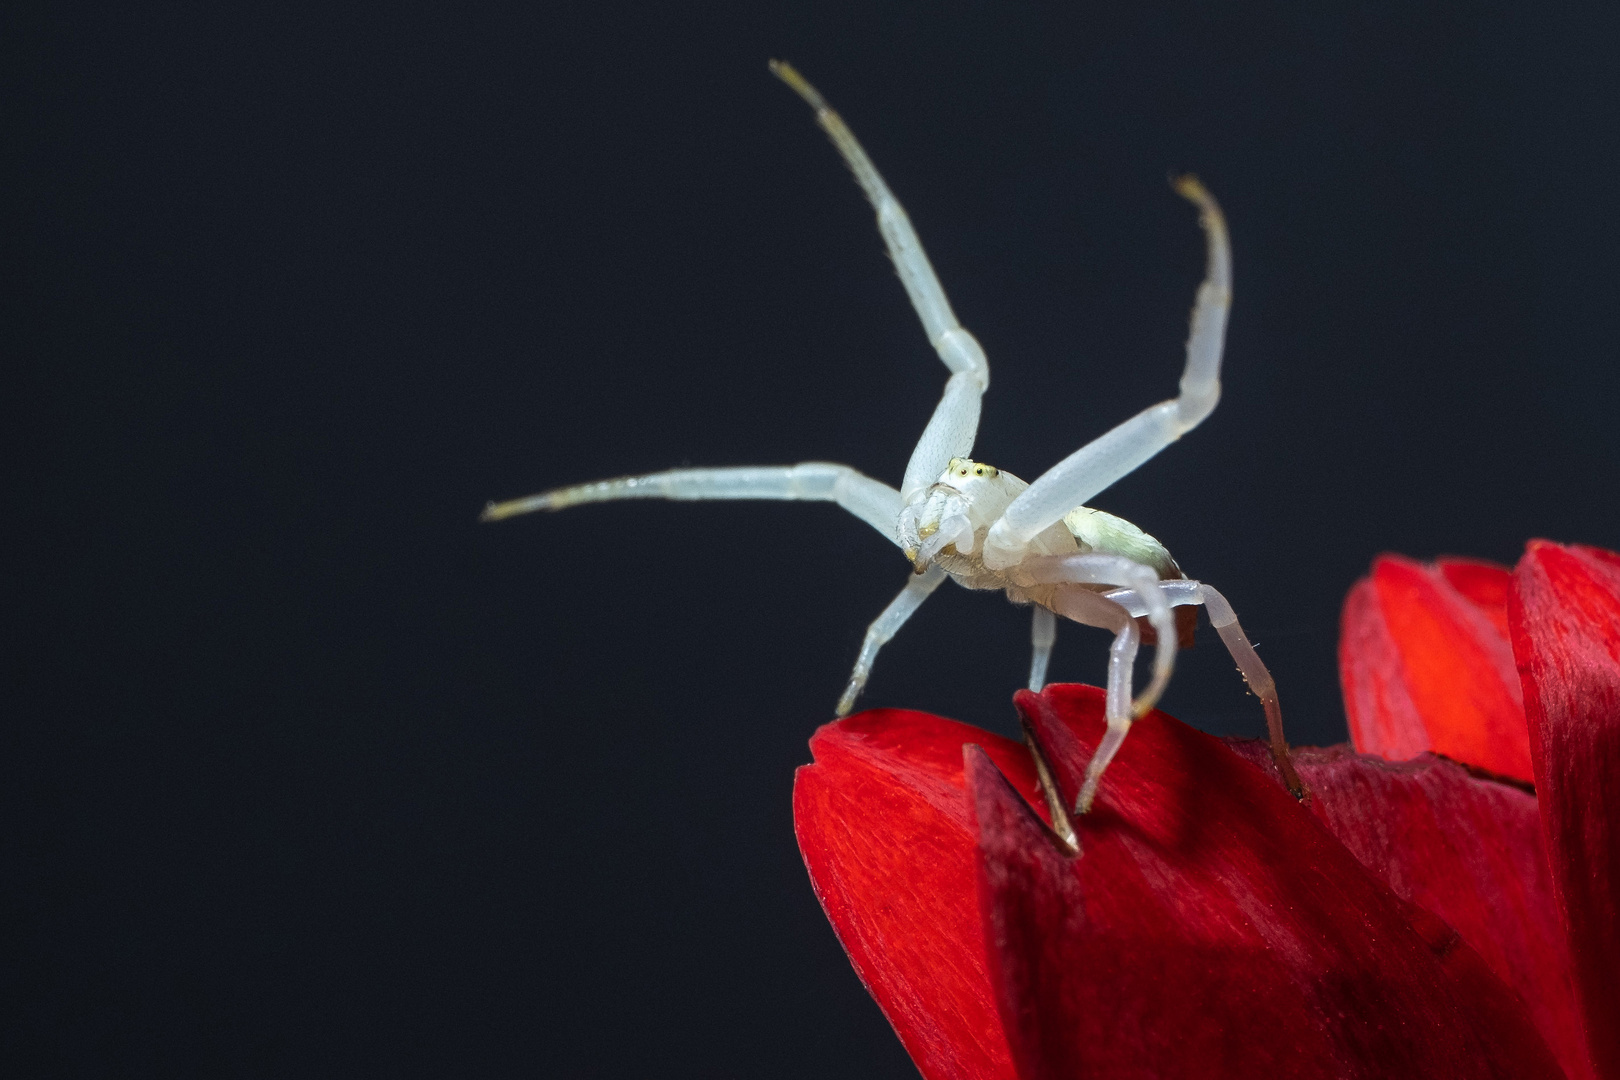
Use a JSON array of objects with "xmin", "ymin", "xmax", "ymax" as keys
[
  {"xmin": 1439, "ymin": 556, "xmax": 1515, "ymax": 639},
  {"xmin": 1234, "ymin": 743, "xmax": 1589, "ymax": 1080},
  {"xmin": 1341, "ymin": 555, "xmax": 1533, "ymax": 781},
  {"xmin": 984, "ymin": 685, "xmax": 1564, "ymax": 1078},
  {"xmin": 1340, "ymin": 572, "xmax": 1430, "ymax": 760},
  {"xmin": 1512, "ymin": 541, "xmax": 1620, "ymax": 1080},
  {"xmin": 795, "ymin": 692, "xmax": 1566, "ymax": 1079},
  {"xmin": 793, "ymin": 708, "xmax": 1025, "ymax": 1080}
]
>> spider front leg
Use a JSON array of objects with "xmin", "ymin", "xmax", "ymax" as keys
[
  {"xmin": 838, "ymin": 564, "xmax": 948, "ymax": 716},
  {"xmin": 982, "ymin": 178, "xmax": 1231, "ymax": 570},
  {"xmin": 481, "ymin": 463, "xmax": 902, "ymax": 545},
  {"xmin": 480, "ymin": 463, "xmax": 949, "ymax": 718},
  {"xmin": 771, "ymin": 62, "xmax": 990, "ymax": 506}
]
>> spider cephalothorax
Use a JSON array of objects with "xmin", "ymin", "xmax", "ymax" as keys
[
  {"xmin": 483, "ymin": 63, "xmax": 1303, "ymax": 816},
  {"xmin": 901, "ymin": 459, "xmax": 1021, "ymax": 569}
]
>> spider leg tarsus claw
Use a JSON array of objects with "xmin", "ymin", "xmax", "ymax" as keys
[
  {"xmin": 768, "ymin": 60, "xmax": 828, "ymax": 112},
  {"xmin": 480, "ymin": 495, "xmax": 552, "ymax": 522},
  {"xmin": 835, "ymin": 679, "xmax": 861, "ymax": 717},
  {"xmin": 1018, "ymin": 712, "xmax": 1080, "ymax": 856}
]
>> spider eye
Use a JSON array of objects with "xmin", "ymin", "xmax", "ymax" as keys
[{"xmin": 973, "ymin": 466, "xmax": 985, "ymax": 475}]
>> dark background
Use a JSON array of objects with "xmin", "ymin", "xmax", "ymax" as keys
[{"xmin": 6, "ymin": 1, "xmax": 1620, "ymax": 1075}]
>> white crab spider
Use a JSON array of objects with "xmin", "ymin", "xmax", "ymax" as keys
[{"xmin": 484, "ymin": 62, "xmax": 1303, "ymax": 814}]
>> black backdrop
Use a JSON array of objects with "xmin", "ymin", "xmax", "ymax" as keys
[{"xmin": 8, "ymin": 2, "xmax": 1620, "ymax": 1076}]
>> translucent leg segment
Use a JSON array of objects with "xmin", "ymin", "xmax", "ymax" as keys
[
  {"xmin": 1046, "ymin": 587, "xmax": 1139, "ymax": 813},
  {"xmin": 838, "ymin": 565, "xmax": 948, "ymax": 716},
  {"xmin": 1028, "ymin": 605, "xmax": 1056, "ymax": 692},
  {"xmin": 1103, "ymin": 580, "xmax": 1305, "ymax": 798},
  {"xmin": 1076, "ymin": 621, "xmax": 1142, "ymax": 814},
  {"xmin": 481, "ymin": 462, "xmax": 902, "ymax": 547},
  {"xmin": 1025, "ymin": 554, "xmax": 1178, "ymax": 715},
  {"xmin": 983, "ymin": 179, "xmax": 1230, "ymax": 569},
  {"xmin": 769, "ymin": 61, "xmax": 990, "ymax": 505},
  {"xmin": 1197, "ymin": 585, "xmax": 1305, "ymax": 798}
]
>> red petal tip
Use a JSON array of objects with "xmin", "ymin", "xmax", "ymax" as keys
[{"xmin": 1341, "ymin": 553, "xmax": 1533, "ymax": 781}]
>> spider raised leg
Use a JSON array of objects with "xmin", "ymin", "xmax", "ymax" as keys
[
  {"xmin": 980, "ymin": 176, "xmax": 1230, "ymax": 571},
  {"xmin": 480, "ymin": 462, "xmax": 901, "ymax": 540},
  {"xmin": 766, "ymin": 60, "xmax": 991, "ymax": 509},
  {"xmin": 481, "ymin": 62, "xmax": 1303, "ymax": 815}
]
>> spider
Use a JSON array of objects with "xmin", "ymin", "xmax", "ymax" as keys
[{"xmin": 483, "ymin": 62, "xmax": 1304, "ymax": 821}]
